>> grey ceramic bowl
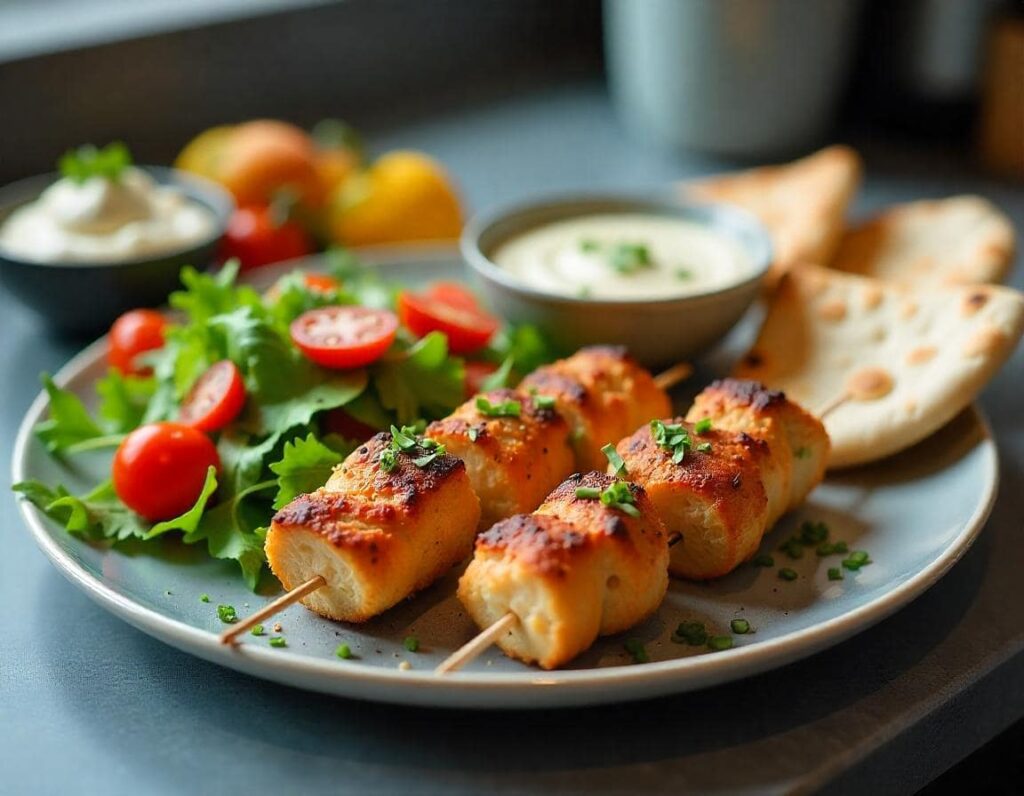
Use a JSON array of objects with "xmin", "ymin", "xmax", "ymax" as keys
[
  {"xmin": 462, "ymin": 195, "xmax": 773, "ymax": 367},
  {"xmin": 0, "ymin": 166, "xmax": 233, "ymax": 335}
]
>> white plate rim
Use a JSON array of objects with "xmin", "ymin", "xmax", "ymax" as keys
[{"xmin": 11, "ymin": 303, "xmax": 1000, "ymax": 710}]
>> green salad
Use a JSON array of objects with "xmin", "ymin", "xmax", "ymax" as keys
[{"xmin": 13, "ymin": 251, "xmax": 555, "ymax": 589}]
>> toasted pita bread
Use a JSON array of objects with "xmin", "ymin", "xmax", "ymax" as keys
[
  {"xmin": 734, "ymin": 263, "xmax": 1024, "ymax": 468},
  {"xmin": 684, "ymin": 145, "xmax": 861, "ymax": 284},
  {"xmin": 831, "ymin": 195, "xmax": 1016, "ymax": 286}
]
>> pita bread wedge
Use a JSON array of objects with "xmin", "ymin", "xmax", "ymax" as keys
[
  {"xmin": 734, "ymin": 263, "xmax": 1024, "ymax": 468},
  {"xmin": 684, "ymin": 145, "xmax": 862, "ymax": 284},
  {"xmin": 831, "ymin": 195, "xmax": 1016, "ymax": 286}
]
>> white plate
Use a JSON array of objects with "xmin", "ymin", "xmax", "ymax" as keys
[{"xmin": 12, "ymin": 252, "xmax": 999, "ymax": 709}]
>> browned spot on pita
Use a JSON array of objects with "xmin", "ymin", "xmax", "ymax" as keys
[
  {"xmin": 900, "ymin": 301, "xmax": 918, "ymax": 319},
  {"xmin": 906, "ymin": 346, "xmax": 937, "ymax": 365},
  {"xmin": 818, "ymin": 299, "xmax": 847, "ymax": 322},
  {"xmin": 961, "ymin": 290, "xmax": 989, "ymax": 316},
  {"xmin": 863, "ymin": 285, "xmax": 883, "ymax": 310},
  {"xmin": 846, "ymin": 366, "xmax": 894, "ymax": 401},
  {"xmin": 962, "ymin": 326, "xmax": 1007, "ymax": 358}
]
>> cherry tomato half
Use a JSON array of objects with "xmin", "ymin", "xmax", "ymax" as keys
[
  {"xmin": 426, "ymin": 281, "xmax": 481, "ymax": 312},
  {"xmin": 222, "ymin": 205, "xmax": 313, "ymax": 270},
  {"xmin": 303, "ymin": 273, "xmax": 341, "ymax": 294},
  {"xmin": 464, "ymin": 360, "xmax": 499, "ymax": 398},
  {"xmin": 290, "ymin": 306, "xmax": 398, "ymax": 369},
  {"xmin": 179, "ymin": 360, "xmax": 247, "ymax": 432},
  {"xmin": 109, "ymin": 309, "xmax": 166, "ymax": 375},
  {"xmin": 398, "ymin": 290, "xmax": 499, "ymax": 354},
  {"xmin": 113, "ymin": 422, "xmax": 220, "ymax": 522}
]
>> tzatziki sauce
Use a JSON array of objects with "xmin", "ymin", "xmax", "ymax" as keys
[{"xmin": 491, "ymin": 213, "xmax": 754, "ymax": 299}]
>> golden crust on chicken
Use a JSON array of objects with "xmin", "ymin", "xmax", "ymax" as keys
[
  {"xmin": 265, "ymin": 433, "xmax": 481, "ymax": 622},
  {"xmin": 520, "ymin": 346, "xmax": 671, "ymax": 471},
  {"xmin": 426, "ymin": 388, "xmax": 574, "ymax": 529},
  {"xmin": 458, "ymin": 472, "xmax": 668, "ymax": 669}
]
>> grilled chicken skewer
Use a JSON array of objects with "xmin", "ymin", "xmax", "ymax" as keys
[
  {"xmin": 223, "ymin": 348, "xmax": 678, "ymax": 639},
  {"xmin": 442, "ymin": 379, "xmax": 828, "ymax": 671},
  {"xmin": 452, "ymin": 472, "xmax": 669, "ymax": 670}
]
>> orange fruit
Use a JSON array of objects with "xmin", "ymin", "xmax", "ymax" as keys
[
  {"xmin": 174, "ymin": 125, "xmax": 235, "ymax": 181},
  {"xmin": 329, "ymin": 151, "xmax": 462, "ymax": 246},
  {"xmin": 217, "ymin": 120, "xmax": 322, "ymax": 207}
]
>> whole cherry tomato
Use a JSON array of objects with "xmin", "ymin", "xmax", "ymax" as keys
[
  {"xmin": 222, "ymin": 205, "xmax": 313, "ymax": 270},
  {"xmin": 109, "ymin": 309, "xmax": 166, "ymax": 375},
  {"xmin": 113, "ymin": 422, "xmax": 220, "ymax": 522}
]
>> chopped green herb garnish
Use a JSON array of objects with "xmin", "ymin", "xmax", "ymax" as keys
[
  {"xmin": 752, "ymin": 553, "xmax": 775, "ymax": 568},
  {"xmin": 602, "ymin": 443, "xmax": 628, "ymax": 477},
  {"xmin": 403, "ymin": 636, "xmax": 420, "ymax": 652},
  {"xmin": 707, "ymin": 635, "xmax": 733, "ymax": 651},
  {"xmin": 674, "ymin": 268, "xmax": 693, "ymax": 281},
  {"xmin": 475, "ymin": 396, "xmax": 521, "ymax": 418},
  {"xmin": 778, "ymin": 568, "xmax": 798, "ymax": 581},
  {"xmin": 576, "ymin": 479, "xmax": 640, "ymax": 517},
  {"xmin": 828, "ymin": 567, "xmax": 844, "ymax": 581},
  {"xmin": 468, "ymin": 427, "xmax": 480, "ymax": 442},
  {"xmin": 59, "ymin": 142, "xmax": 132, "ymax": 183},
  {"xmin": 798, "ymin": 520, "xmax": 829, "ymax": 545},
  {"xmin": 217, "ymin": 604, "xmax": 238, "ymax": 624},
  {"xmin": 533, "ymin": 394, "xmax": 556, "ymax": 410},
  {"xmin": 579, "ymin": 238, "xmax": 601, "ymax": 254},
  {"xmin": 199, "ymin": 593, "xmax": 210, "ymax": 603},
  {"xmin": 842, "ymin": 550, "xmax": 872, "ymax": 571},
  {"xmin": 390, "ymin": 424, "xmax": 418, "ymax": 451},
  {"xmin": 251, "ymin": 624, "xmax": 265, "ymax": 636},
  {"xmin": 730, "ymin": 618, "xmax": 751, "ymax": 635},
  {"xmin": 609, "ymin": 242, "xmax": 653, "ymax": 274},
  {"xmin": 694, "ymin": 418, "xmax": 713, "ymax": 434},
  {"xmin": 696, "ymin": 442, "xmax": 712, "ymax": 453},
  {"xmin": 671, "ymin": 621, "xmax": 708, "ymax": 646},
  {"xmin": 650, "ymin": 419, "xmax": 692, "ymax": 464},
  {"xmin": 379, "ymin": 447, "xmax": 398, "ymax": 473},
  {"xmin": 269, "ymin": 636, "xmax": 287, "ymax": 648},
  {"xmin": 832, "ymin": 541, "xmax": 849, "ymax": 554},
  {"xmin": 624, "ymin": 638, "xmax": 649, "ymax": 663},
  {"xmin": 336, "ymin": 643, "xmax": 352, "ymax": 659},
  {"xmin": 780, "ymin": 538, "xmax": 805, "ymax": 559}
]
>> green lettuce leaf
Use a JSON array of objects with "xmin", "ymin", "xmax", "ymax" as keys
[
  {"xmin": 14, "ymin": 479, "xmax": 147, "ymax": 542},
  {"xmin": 34, "ymin": 374, "xmax": 107, "ymax": 454},
  {"xmin": 372, "ymin": 332, "xmax": 465, "ymax": 425},
  {"xmin": 269, "ymin": 433, "xmax": 346, "ymax": 509},
  {"xmin": 96, "ymin": 370, "xmax": 155, "ymax": 432}
]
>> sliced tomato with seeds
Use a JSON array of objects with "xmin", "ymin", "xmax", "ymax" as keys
[
  {"xmin": 303, "ymin": 272, "xmax": 341, "ymax": 294},
  {"xmin": 290, "ymin": 306, "xmax": 398, "ymax": 369},
  {"xmin": 425, "ymin": 281, "xmax": 481, "ymax": 312},
  {"xmin": 398, "ymin": 290, "xmax": 499, "ymax": 354},
  {"xmin": 180, "ymin": 360, "xmax": 247, "ymax": 432}
]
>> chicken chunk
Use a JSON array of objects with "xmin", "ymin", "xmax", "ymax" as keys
[
  {"xmin": 458, "ymin": 472, "xmax": 668, "ymax": 669},
  {"xmin": 614, "ymin": 420, "xmax": 775, "ymax": 580},
  {"xmin": 426, "ymin": 388, "xmax": 574, "ymax": 529},
  {"xmin": 265, "ymin": 433, "xmax": 481, "ymax": 622},
  {"xmin": 520, "ymin": 346, "xmax": 671, "ymax": 471},
  {"xmin": 686, "ymin": 379, "xmax": 829, "ymax": 512}
]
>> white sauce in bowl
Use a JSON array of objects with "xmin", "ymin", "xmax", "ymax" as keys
[
  {"xmin": 0, "ymin": 168, "xmax": 217, "ymax": 263},
  {"xmin": 491, "ymin": 213, "xmax": 755, "ymax": 299}
]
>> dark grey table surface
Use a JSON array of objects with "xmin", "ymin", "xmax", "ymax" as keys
[{"xmin": 3, "ymin": 84, "xmax": 1023, "ymax": 796}]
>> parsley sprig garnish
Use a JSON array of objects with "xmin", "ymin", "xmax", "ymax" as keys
[
  {"xmin": 59, "ymin": 142, "xmax": 132, "ymax": 183},
  {"xmin": 379, "ymin": 423, "xmax": 446, "ymax": 473},
  {"xmin": 602, "ymin": 443, "xmax": 627, "ymax": 477},
  {"xmin": 575, "ymin": 479, "xmax": 640, "ymax": 518},
  {"xmin": 579, "ymin": 239, "xmax": 655, "ymax": 275},
  {"xmin": 475, "ymin": 396, "xmax": 521, "ymax": 418},
  {"xmin": 650, "ymin": 419, "xmax": 693, "ymax": 463}
]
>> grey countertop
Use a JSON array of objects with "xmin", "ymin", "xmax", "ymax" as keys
[{"xmin": 3, "ymin": 83, "xmax": 1023, "ymax": 795}]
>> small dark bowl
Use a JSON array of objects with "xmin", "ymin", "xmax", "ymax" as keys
[{"xmin": 0, "ymin": 166, "xmax": 233, "ymax": 335}]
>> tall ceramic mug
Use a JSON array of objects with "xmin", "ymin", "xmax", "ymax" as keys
[{"xmin": 604, "ymin": 0, "xmax": 864, "ymax": 156}]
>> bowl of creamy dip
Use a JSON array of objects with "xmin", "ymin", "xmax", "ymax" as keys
[
  {"xmin": 0, "ymin": 165, "xmax": 232, "ymax": 333},
  {"xmin": 462, "ymin": 195, "xmax": 772, "ymax": 366}
]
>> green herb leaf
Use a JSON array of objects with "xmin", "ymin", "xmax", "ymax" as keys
[
  {"xmin": 694, "ymin": 418, "xmax": 713, "ymax": 434},
  {"xmin": 602, "ymin": 443, "xmax": 627, "ymax": 477},
  {"xmin": 58, "ymin": 142, "xmax": 132, "ymax": 183},
  {"xmin": 34, "ymin": 374, "xmax": 106, "ymax": 454},
  {"xmin": 730, "ymin": 618, "xmax": 751, "ymax": 634},
  {"xmin": 650, "ymin": 419, "xmax": 692, "ymax": 464},
  {"xmin": 374, "ymin": 332, "xmax": 465, "ymax": 425},
  {"xmin": 217, "ymin": 604, "xmax": 238, "ymax": 624},
  {"xmin": 268, "ymin": 434, "xmax": 345, "ymax": 510},
  {"xmin": 403, "ymin": 636, "xmax": 420, "ymax": 652},
  {"xmin": 336, "ymin": 643, "xmax": 353, "ymax": 659},
  {"xmin": 624, "ymin": 638, "xmax": 649, "ymax": 663},
  {"xmin": 671, "ymin": 621, "xmax": 708, "ymax": 646},
  {"xmin": 533, "ymin": 394, "xmax": 556, "ymax": 411},
  {"xmin": 475, "ymin": 396, "xmax": 522, "ymax": 418},
  {"xmin": 146, "ymin": 466, "xmax": 219, "ymax": 538},
  {"xmin": 96, "ymin": 370, "xmax": 155, "ymax": 433},
  {"xmin": 479, "ymin": 356, "xmax": 514, "ymax": 392}
]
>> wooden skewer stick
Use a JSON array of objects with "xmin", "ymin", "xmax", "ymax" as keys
[
  {"xmin": 653, "ymin": 362, "xmax": 694, "ymax": 392},
  {"xmin": 220, "ymin": 575, "xmax": 326, "ymax": 645},
  {"xmin": 816, "ymin": 392, "xmax": 851, "ymax": 420},
  {"xmin": 438, "ymin": 533, "xmax": 684, "ymax": 675},
  {"xmin": 436, "ymin": 611, "xmax": 519, "ymax": 674}
]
